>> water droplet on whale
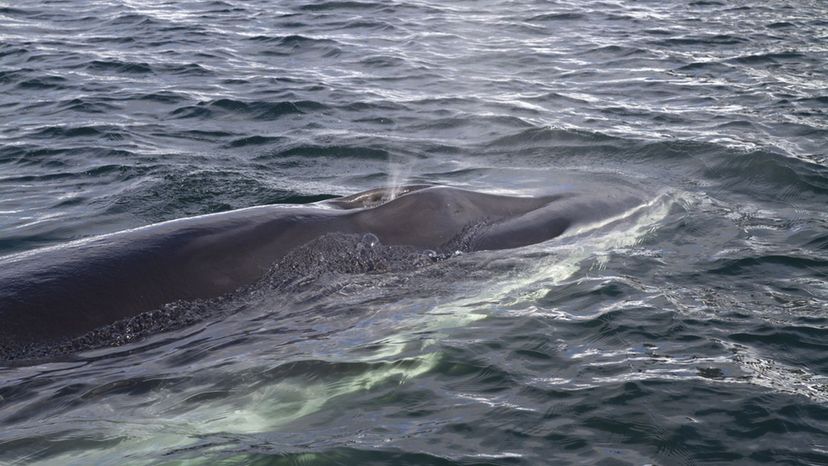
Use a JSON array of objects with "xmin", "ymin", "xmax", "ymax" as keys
[{"xmin": 361, "ymin": 233, "xmax": 379, "ymax": 248}]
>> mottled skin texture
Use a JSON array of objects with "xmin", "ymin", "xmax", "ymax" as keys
[{"xmin": 0, "ymin": 185, "xmax": 646, "ymax": 349}]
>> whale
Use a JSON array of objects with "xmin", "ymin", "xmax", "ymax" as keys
[{"xmin": 0, "ymin": 184, "xmax": 647, "ymax": 354}]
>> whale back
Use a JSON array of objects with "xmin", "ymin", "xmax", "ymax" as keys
[
  {"xmin": 0, "ymin": 184, "xmax": 651, "ymax": 357},
  {"xmin": 350, "ymin": 186, "xmax": 563, "ymax": 249}
]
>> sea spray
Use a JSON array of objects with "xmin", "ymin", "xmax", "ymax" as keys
[{"xmin": 385, "ymin": 154, "xmax": 412, "ymax": 202}]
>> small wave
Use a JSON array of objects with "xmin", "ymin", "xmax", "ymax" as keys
[
  {"xmin": 702, "ymin": 149, "xmax": 828, "ymax": 196},
  {"xmin": 111, "ymin": 170, "xmax": 293, "ymax": 221},
  {"xmin": 583, "ymin": 45, "xmax": 647, "ymax": 58},
  {"xmin": 298, "ymin": 1, "xmax": 382, "ymax": 12},
  {"xmin": 730, "ymin": 324, "xmax": 828, "ymax": 353},
  {"xmin": 642, "ymin": 28, "xmax": 672, "ymax": 36},
  {"xmin": 85, "ymin": 59, "xmax": 153, "ymax": 74},
  {"xmin": 169, "ymin": 99, "xmax": 327, "ymax": 120},
  {"xmin": 195, "ymin": 0, "xmax": 245, "ymax": 14},
  {"xmin": 526, "ymin": 12, "xmax": 585, "ymax": 22},
  {"xmin": 132, "ymin": 91, "xmax": 190, "ymax": 104},
  {"xmin": 340, "ymin": 99, "xmax": 409, "ymax": 113},
  {"xmin": 0, "ymin": 145, "xmax": 139, "ymax": 170},
  {"xmin": 675, "ymin": 61, "xmax": 735, "ymax": 74},
  {"xmin": 766, "ymin": 21, "xmax": 795, "ymax": 29},
  {"xmin": 248, "ymin": 34, "xmax": 343, "ymax": 58},
  {"xmin": 245, "ymin": 33, "xmax": 338, "ymax": 47},
  {"xmin": 488, "ymin": 126, "xmax": 622, "ymax": 149},
  {"xmin": 528, "ymin": 91, "xmax": 598, "ymax": 106},
  {"xmin": 728, "ymin": 51, "xmax": 808, "ymax": 65},
  {"xmin": 105, "ymin": 13, "xmax": 160, "ymax": 27},
  {"xmin": 171, "ymin": 129, "xmax": 237, "ymax": 142},
  {"xmin": 260, "ymin": 145, "xmax": 390, "ymax": 161},
  {"xmin": 689, "ymin": 0, "xmax": 725, "ymax": 6},
  {"xmin": 410, "ymin": 114, "xmax": 534, "ymax": 135},
  {"xmin": 657, "ymin": 34, "xmax": 749, "ymax": 46},
  {"xmin": 155, "ymin": 63, "xmax": 213, "ymax": 76},
  {"xmin": 224, "ymin": 135, "xmax": 286, "ymax": 148},
  {"xmin": 209, "ymin": 98, "xmax": 327, "ymax": 116},
  {"xmin": 167, "ymin": 105, "xmax": 211, "ymax": 119},
  {"xmin": 0, "ymin": 46, "xmax": 29, "ymax": 59},
  {"xmin": 0, "ymin": 160, "xmax": 145, "ymax": 183},
  {"xmin": 57, "ymin": 98, "xmax": 119, "ymax": 114},
  {"xmin": 14, "ymin": 76, "xmax": 69, "ymax": 90},
  {"xmin": 26, "ymin": 124, "xmax": 130, "ymax": 141},
  {"xmin": 802, "ymin": 233, "xmax": 828, "ymax": 251},
  {"xmin": 0, "ymin": 6, "xmax": 31, "ymax": 16},
  {"xmin": 340, "ymin": 18, "xmax": 398, "ymax": 32},
  {"xmin": 794, "ymin": 95, "xmax": 828, "ymax": 106},
  {"xmin": 710, "ymin": 119, "xmax": 756, "ymax": 131},
  {"xmin": 707, "ymin": 255, "xmax": 827, "ymax": 277},
  {"xmin": 86, "ymin": 35, "xmax": 136, "ymax": 45},
  {"xmin": 358, "ymin": 54, "xmax": 408, "ymax": 68}
]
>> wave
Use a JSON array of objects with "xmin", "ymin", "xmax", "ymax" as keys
[
  {"xmin": 258, "ymin": 144, "xmax": 390, "ymax": 161},
  {"xmin": 85, "ymin": 59, "xmax": 153, "ymax": 74},
  {"xmin": 655, "ymin": 34, "xmax": 749, "ymax": 46},
  {"xmin": 298, "ymin": 1, "xmax": 383, "ymax": 12},
  {"xmin": 169, "ymin": 98, "xmax": 329, "ymax": 120},
  {"xmin": 526, "ymin": 12, "xmax": 586, "ymax": 22}
]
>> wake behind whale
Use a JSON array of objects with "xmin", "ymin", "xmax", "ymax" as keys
[{"xmin": 0, "ymin": 184, "xmax": 650, "ymax": 360}]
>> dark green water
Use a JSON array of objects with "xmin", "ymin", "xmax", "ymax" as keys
[{"xmin": 1, "ymin": 0, "xmax": 827, "ymax": 464}]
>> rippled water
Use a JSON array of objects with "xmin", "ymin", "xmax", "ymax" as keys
[{"xmin": 1, "ymin": 0, "xmax": 827, "ymax": 464}]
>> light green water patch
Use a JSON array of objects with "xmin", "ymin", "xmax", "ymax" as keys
[{"xmin": 22, "ymin": 352, "xmax": 440, "ymax": 466}]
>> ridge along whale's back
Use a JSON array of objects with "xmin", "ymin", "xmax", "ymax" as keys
[{"xmin": 0, "ymin": 184, "xmax": 650, "ymax": 356}]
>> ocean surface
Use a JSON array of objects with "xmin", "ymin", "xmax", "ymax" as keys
[{"xmin": 1, "ymin": 0, "xmax": 827, "ymax": 464}]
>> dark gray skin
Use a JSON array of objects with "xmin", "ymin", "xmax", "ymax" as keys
[{"xmin": 0, "ymin": 185, "xmax": 646, "ymax": 349}]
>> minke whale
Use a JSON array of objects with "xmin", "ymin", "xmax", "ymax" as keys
[{"xmin": 0, "ymin": 185, "xmax": 647, "ymax": 353}]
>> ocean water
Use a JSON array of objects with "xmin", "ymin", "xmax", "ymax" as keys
[{"xmin": 1, "ymin": 0, "xmax": 827, "ymax": 464}]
